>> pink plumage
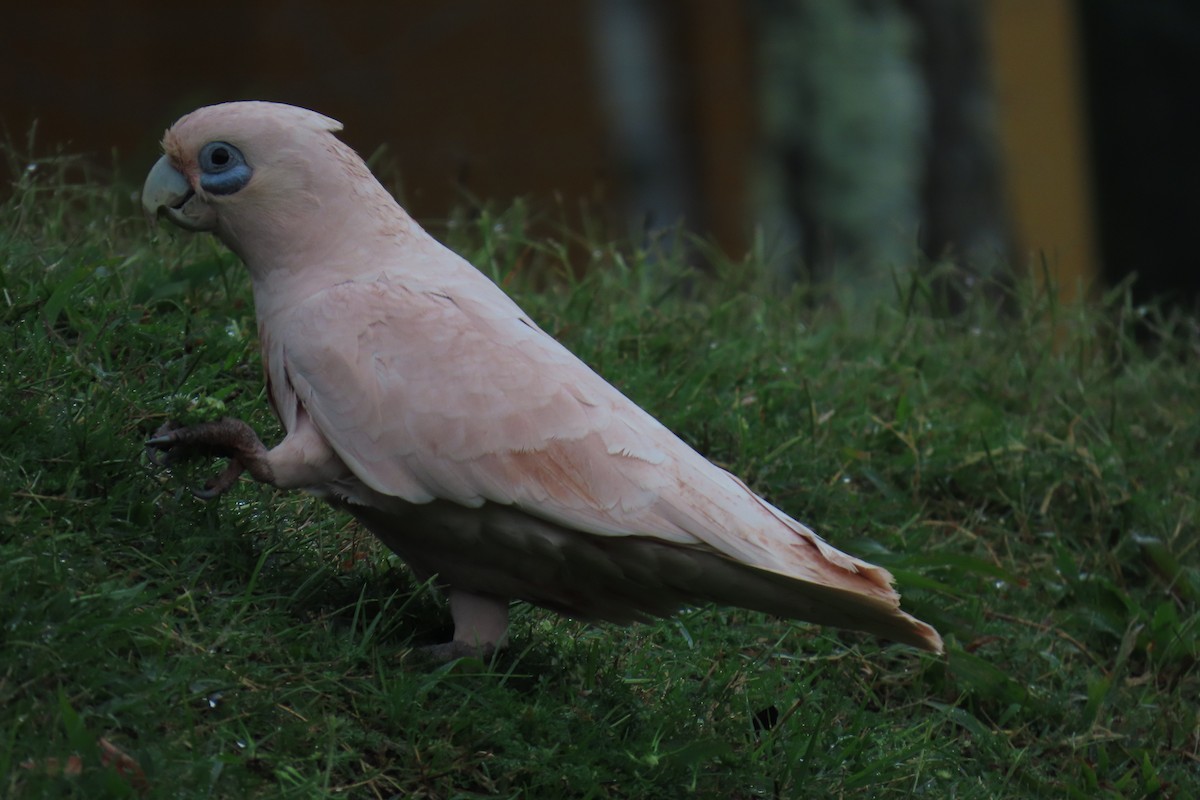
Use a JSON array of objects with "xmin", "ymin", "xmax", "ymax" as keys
[{"xmin": 143, "ymin": 101, "xmax": 942, "ymax": 657}]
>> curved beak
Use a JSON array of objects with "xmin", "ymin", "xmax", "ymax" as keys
[{"xmin": 141, "ymin": 156, "xmax": 217, "ymax": 232}]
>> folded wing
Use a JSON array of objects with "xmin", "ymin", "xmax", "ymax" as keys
[{"xmin": 279, "ymin": 265, "xmax": 942, "ymax": 651}]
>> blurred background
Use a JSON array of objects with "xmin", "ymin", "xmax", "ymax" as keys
[{"xmin": 3, "ymin": 0, "xmax": 1197, "ymax": 309}]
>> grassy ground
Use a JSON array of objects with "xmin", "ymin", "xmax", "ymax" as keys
[{"xmin": 1, "ymin": 149, "xmax": 1197, "ymax": 799}]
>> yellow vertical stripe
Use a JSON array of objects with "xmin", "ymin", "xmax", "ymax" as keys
[{"xmin": 985, "ymin": 0, "xmax": 1100, "ymax": 302}]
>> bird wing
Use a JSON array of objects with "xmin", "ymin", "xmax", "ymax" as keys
[{"xmin": 277, "ymin": 260, "xmax": 897, "ymax": 596}]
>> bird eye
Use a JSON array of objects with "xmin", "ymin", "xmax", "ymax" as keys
[
  {"xmin": 199, "ymin": 141, "xmax": 242, "ymax": 173},
  {"xmin": 197, "ymin": 141, "xmax": 252, "ymax": 195}
]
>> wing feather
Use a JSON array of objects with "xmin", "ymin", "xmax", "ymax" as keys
[{"xmin": 279, "ymin": 266, "xmax": 897, "ymax": 598}]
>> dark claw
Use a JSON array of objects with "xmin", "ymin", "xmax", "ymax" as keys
[
  {"xmin": 416, "ymin": 641, "xmax": 497, "ymax": 663},
  {"xmin": 191, "ymin": 483, "xmax": 226, "ymax": 501},
  {"xmin": 145, "ymin": 421, "xmax": 187, "ymax": 466},
  {"xmin": 145, "ymin": 419, "xmax": 252, "ymax": 500},
  {"xmin": 146, "ymin": 438, "xmax": 177, "ymax": 467},
  {"xmin": 189, "ymin": 459, "xmax": 246, "ymax": 500}
]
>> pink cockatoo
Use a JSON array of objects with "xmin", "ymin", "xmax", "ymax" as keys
[{"xmin": 142, "ymin": 101, "xmax": 942, "ymax": 659}]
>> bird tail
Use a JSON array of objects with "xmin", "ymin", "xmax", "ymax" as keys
[{"xmin": 673, "ymin": 548, "xmax": 943, "ymax": 652}]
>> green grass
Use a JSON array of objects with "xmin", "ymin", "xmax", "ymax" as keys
[{"xmin": 1, "ymin": 147, "xmax": 1197, "ymax": 799}]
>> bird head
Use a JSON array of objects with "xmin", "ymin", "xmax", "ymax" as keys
[{"xmin": 141, "ymin": 102, "xmax": 364, "ymax": 264}]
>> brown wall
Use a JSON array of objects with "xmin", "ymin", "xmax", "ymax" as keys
[
  {"xmin": 4, "ymin": 2, "xmax": 602, "ymax": 213},
  {"xmin": 2, "ymin": 0, "xmax": 752, "ymax": 251},
  {"xmin": 5, "ymin": 0, "xmax": 1138, "ymax": 303}
]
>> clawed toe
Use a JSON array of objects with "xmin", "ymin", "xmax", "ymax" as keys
[
  {"xmin": 190, "ymin": 485, "xmax": 223, "ymax": 501},
  {"xmin": 417, "ymin": 640, "xmax": 497, "ymax": 663},
  {"xmin": 145, "ymin": 421, "xmax": 185, "ymax": 466},
  {"xmin": 189, "ymin": 459, "xmax": 246, "ymax": 500},
  {"xmin": 145, "ymin": 418, "xmax": 262, "ymax": 499}
]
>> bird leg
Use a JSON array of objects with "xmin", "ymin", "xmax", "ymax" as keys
[
  {"xmin": 146, "ymin": 418, "xmax": 274, "ymax": 500},
  {"xmin": 419, "ymin": 589, "xmax": 510, "ymax": 661}
]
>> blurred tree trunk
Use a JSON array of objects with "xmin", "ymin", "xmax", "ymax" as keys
[
  {"xmin": 901, "ymin": 0, "xmax": 1013, "ymax": 301},
  {"xmin": 753, "ymin": 0, "xmax": 925, "ymax": 312}
]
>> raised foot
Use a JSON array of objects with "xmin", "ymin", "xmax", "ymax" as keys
[{"xmin": 146, "ymin": 418, "xmax": 272, "ymax": 499}]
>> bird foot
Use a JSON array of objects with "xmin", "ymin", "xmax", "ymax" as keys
[
  {"xmin": 146, "ymin": 418, "xmax": 272, "ymax": 499},
  {"xmin": 416, "ymin": 640, "xmax": 498, "ymax": 663}
]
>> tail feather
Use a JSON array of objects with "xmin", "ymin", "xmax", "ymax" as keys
[
  {"xmin": 353, "ymin": 496, "xmax": 944, "ymax": 652},
  {"xmin": 671, "ymin": 548, "xmax": 944, "ymax": 653}
]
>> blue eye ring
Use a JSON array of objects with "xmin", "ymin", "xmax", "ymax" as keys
[{"xmin": 198, "ymin": 141, "xmax": 252, "ymax": 195}]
